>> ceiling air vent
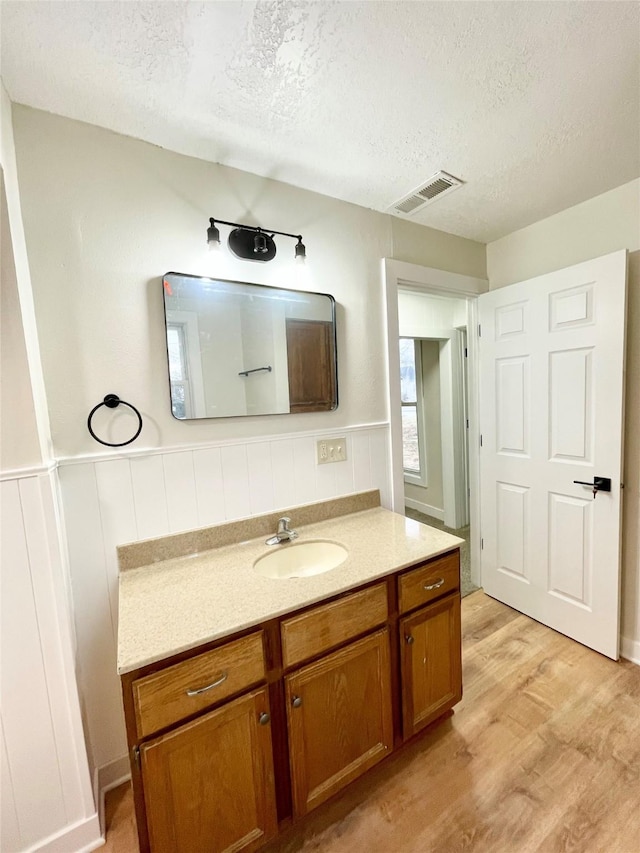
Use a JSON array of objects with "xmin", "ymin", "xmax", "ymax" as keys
[{"xmin": 389, "ymin": 171, "xmax": 464, "ymax": 216}]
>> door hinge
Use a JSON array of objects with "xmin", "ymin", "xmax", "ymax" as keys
[
  {"xmin": 466, "ymin": 419, "xmax": 469, "ymax": 429},
  {"xmin": 481, "ymin": 538, "xmax": 484, "ymax": 550},
  {"xmin": 464, "ymin": 347, "xmax": 468, "ymax": 358},
  {"xmin": 478, "ymin": 324, "xmax": 482, "ymax": 337},
  {"xmin": 132, "ymin": 746, "xmax": 140, "ymax": 767},
  {"xmin": 480, "ymin": 434, "xmax": 483, "ymax": 447}
]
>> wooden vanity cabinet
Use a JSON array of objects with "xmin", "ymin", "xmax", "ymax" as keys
[
  {"xmin": 400, "ymin": 593, "xmax": 462, "ymax": 739},
  {"xmin": 140, "ymin": 687, "xmax": 277, "ymax": 853},
  {"xmin": 121, "ymin": 548, "xmax": 461, "ymax": 853},
  {"xmin": 285, "ymin": 628, "xmax": 393, "ymax": 816}
]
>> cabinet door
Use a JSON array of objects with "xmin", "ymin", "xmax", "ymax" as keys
[
  {"xmin": 285, "ymin": 628, "xmax": 393, "ymax": 817},
  {"xmin": 286, "ymin": 318, "xmax": 336, "ymax": 412},
  {"xmin": 141, "ymin": 688, "xmax": 277, "ymax": 853},
  {"xmin": 400, "ymin": 593, "xmax": 462, "ymax": 739}
]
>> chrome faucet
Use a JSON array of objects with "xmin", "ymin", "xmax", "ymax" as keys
[{"xmin": 265, "ymin": 516, "xmax": 298, "ymax": 546}]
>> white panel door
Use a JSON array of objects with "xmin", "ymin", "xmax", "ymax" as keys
[{"xmin": 479, "ymin": 251, "xmax": 627, "ymax": 659}]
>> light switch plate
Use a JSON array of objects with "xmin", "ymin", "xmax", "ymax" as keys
[{"xmin": 317, "ymin": 437, "xmax": 347, "ymax": 464}]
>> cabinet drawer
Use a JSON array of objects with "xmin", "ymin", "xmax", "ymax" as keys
[
  {"xmin": 398, "ymin": 551, "xmax": 459, "ymax": 614},
  {"xmin": 281, "ymin": 583, "xmax": 388, "ymax": 668},
  {"xmin": 133, "ymin": 631, "xmax": 266, "ymax": 738}
]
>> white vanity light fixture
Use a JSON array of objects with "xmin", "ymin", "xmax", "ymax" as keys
[{"xmin": 206, "ymin": 217, "xmax": 306, "ymax": 263}]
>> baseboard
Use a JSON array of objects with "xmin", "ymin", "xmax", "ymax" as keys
[
  {"xmin": 405, "ymin": 498, "xmax": 445, "ymax": 522},
  {"xmin": 95, "ymin": 755, "xmax": 131, "ymax": 835},
  {"xmin": 621, "ymin": 636, "xmax": 640, "ymax": 666},
  {"xmin": 26, "ymin": 814, "xmax": 103, "ymax": 853}
]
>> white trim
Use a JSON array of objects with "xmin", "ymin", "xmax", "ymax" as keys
[
  {"xmin": 57, "ymin": 421, "xmax": 390, "ymax": 466},
  {"xmin": 166, "ymin": 309, "xmax": 207, "ymax": 418},
  {"xmin": 457, "ymin": 328, "xmax": 471, "ymax": 527},
  {"xmin": 432, "ymin": 331, "xmax": 468, "ymax": 530},
  {"xmin": 383, "ymin": 258, "xmax": 487, "ymax": 587},
  {"xmin": 403, "ymin": 470, "xmax": 426, "ymax": 488},
  {"xmin": 24, "ymin": 814, "xmax": 103, "ymax": 853},
  {"xmin": 466, "ymin": 299, "xmax": 482, "ymax": 588},
  {"xmin": 0, "ymin": 462, "xmax": 57, "ymax": 481},
  {"xmin": 95, "ymin": 756, "xmax": 131, "ymax": 836},
  {"xmin": 388, "ymin": 259, "xmax": 488, "ymax": 295},
  {"xmin": 400, "ymin": 338, "xmax": 427, "ymax": 487},
  {"xmin": 621, "ymin": 636, "xmax": 640, "ymax": 666},
  {"xmin": 1, "ymin": 84, "xmax": 55, "ymax": 463},
  {"xmin": 405, "ymin": 498, "xmax": 445, "ymax": 522}
]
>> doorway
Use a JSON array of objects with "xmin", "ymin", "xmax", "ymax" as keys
[
  {"xmin": 383, "ymin": 258, "xmax": 488, "ymax": 592},
  {"xmin": 398, "ymin": 293, "xmax": 475, "ymax": 596}
]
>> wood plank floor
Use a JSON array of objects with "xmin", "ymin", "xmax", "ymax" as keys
[{"xmin": 102, "ymin": 592, "xmax": 640, "ymax": 853}]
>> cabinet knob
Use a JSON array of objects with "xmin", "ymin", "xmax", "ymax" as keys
[
  {"xmin": 405, "ymin": 635, "xmax": 415, "ymax": 645},
  {"xmin": 291, "ymin": 695, "xmax": 303, "ymax": 708},
  {"xmin": 258, "ymin": 712, "xmax": 270, "ymax": 726}
]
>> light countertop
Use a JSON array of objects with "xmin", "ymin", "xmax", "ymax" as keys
[{"xmin": 117, "ymin": 506, "xmax": 463, "ymax": 674}]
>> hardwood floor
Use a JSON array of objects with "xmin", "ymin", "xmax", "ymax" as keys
[{"xmin": 102, "ymin": 592, "xmax": 640, "ymax": 853}]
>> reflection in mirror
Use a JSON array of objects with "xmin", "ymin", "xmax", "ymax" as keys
[{"xmin": 163, "ymin": 273, "xmax": 338, "ymax": 419}]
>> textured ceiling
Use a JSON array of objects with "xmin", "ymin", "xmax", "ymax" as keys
[{"xmin": 1, "ymin": 1, "xmax": 639, "ymax": 242}]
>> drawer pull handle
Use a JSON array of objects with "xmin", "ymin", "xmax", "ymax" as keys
[
  {"xmin": 423, "ymin": 577, "xmax": 445, "ymax": 591},
  {"xmin": 291, "ymin": 695, "xmax": 303, "ymax": 708},
  {"xmin": 406, "ymin": 635, "xmax": 415, "ymax": 645},
  {"xmin": 186, "ymin": 672, "xmax": 228, "ymax": 697},
  {"xmin": 259, "ymin": 712, "xmax": 271, "ymax": 726}
]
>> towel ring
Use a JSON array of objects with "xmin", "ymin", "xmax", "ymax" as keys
[{"xmin": 87, "ymin": 394, "xmax": 143, "ymax": 447}]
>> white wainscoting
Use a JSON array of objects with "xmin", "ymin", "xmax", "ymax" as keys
[
  {"xmin": 0, "ymin": 470, "xmax": 101, "ymax": 853},
  {"xmin": 58, "ymin": 423, "xmax": 391, "ymax": 788}
]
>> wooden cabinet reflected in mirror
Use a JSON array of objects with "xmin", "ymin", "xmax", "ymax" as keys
[
  {"xmin": 162, "ymin": 273, "xmax": 338, "ymax": 419},
  {"xmin": 286, "ymin": 318, "xmax": 336, "ymax": 413}
]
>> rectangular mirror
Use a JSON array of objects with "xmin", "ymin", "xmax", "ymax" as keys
[{"xmin": 163, "ymin": 272, "xmax": 338, "ymax": 419}]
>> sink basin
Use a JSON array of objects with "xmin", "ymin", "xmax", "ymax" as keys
[{"xmin": 253, "ymin": 540, "xmax": 348, "ymax": 579}]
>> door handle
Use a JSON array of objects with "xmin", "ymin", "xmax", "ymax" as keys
[{"xmin": 573, "ymin": 476, "xmax": 611, "ymax": 499}]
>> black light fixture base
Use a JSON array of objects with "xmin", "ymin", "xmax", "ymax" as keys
[
  {"xmin": 228, "ymin": 227, "xmax": 277, "ymax": 262},
  {"xmin": 206, "ymin": 217, "xmax": 304, "ymax": 262}
]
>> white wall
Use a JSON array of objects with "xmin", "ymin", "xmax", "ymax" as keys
[
  {"xmin": 487, "ymin": 181, "xmax": 640, "ymax": 662},
  {"xmin": 487, "ymin": 179, "xmax": 640, "ymax": 287},
  {"xmin": 1, "ymin": 170, "xmax": 40, "ymax": 470},
  {"xmin": 398, "ymin": 291, "xmax": 468, "ymax": 337},
  {"xmin": 10, "ymin": 105, "xmax": 487, "ymax": 796},
  {"xmin": 11, "ymin": 105, "xmax": 485, "ymax": 458},
  {"xmin": 1, "ymin": 84, "xmax": 100, "ymax": 853},
  {"xmin": 391, "ymin": 216, "xmax": 486, "ymax": 280},
  {"xmin": 12, "ymin": 106, "xmax": 386, "ymax": 454},
  {"xmin": 0, "ymin": 91, "xmax": 51, "ymax": 463}
]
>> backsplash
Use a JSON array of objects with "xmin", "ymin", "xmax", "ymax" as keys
[
  {"xmin": 58, "ymin": 423, "xmax": 391, "ymax": 778},
  {"xmin": 117, "ymin": 489, "xmax": 381, "ymax": 571}
]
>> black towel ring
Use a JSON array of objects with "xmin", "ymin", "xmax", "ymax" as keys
[{"xmin": 87, "ymin": 394, "xmax": 143, "ymax": 447}]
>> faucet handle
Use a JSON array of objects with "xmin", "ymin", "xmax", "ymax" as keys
[{"xmin": 268, "ymin": 516, "xmax": 297, "ymax": 544}]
